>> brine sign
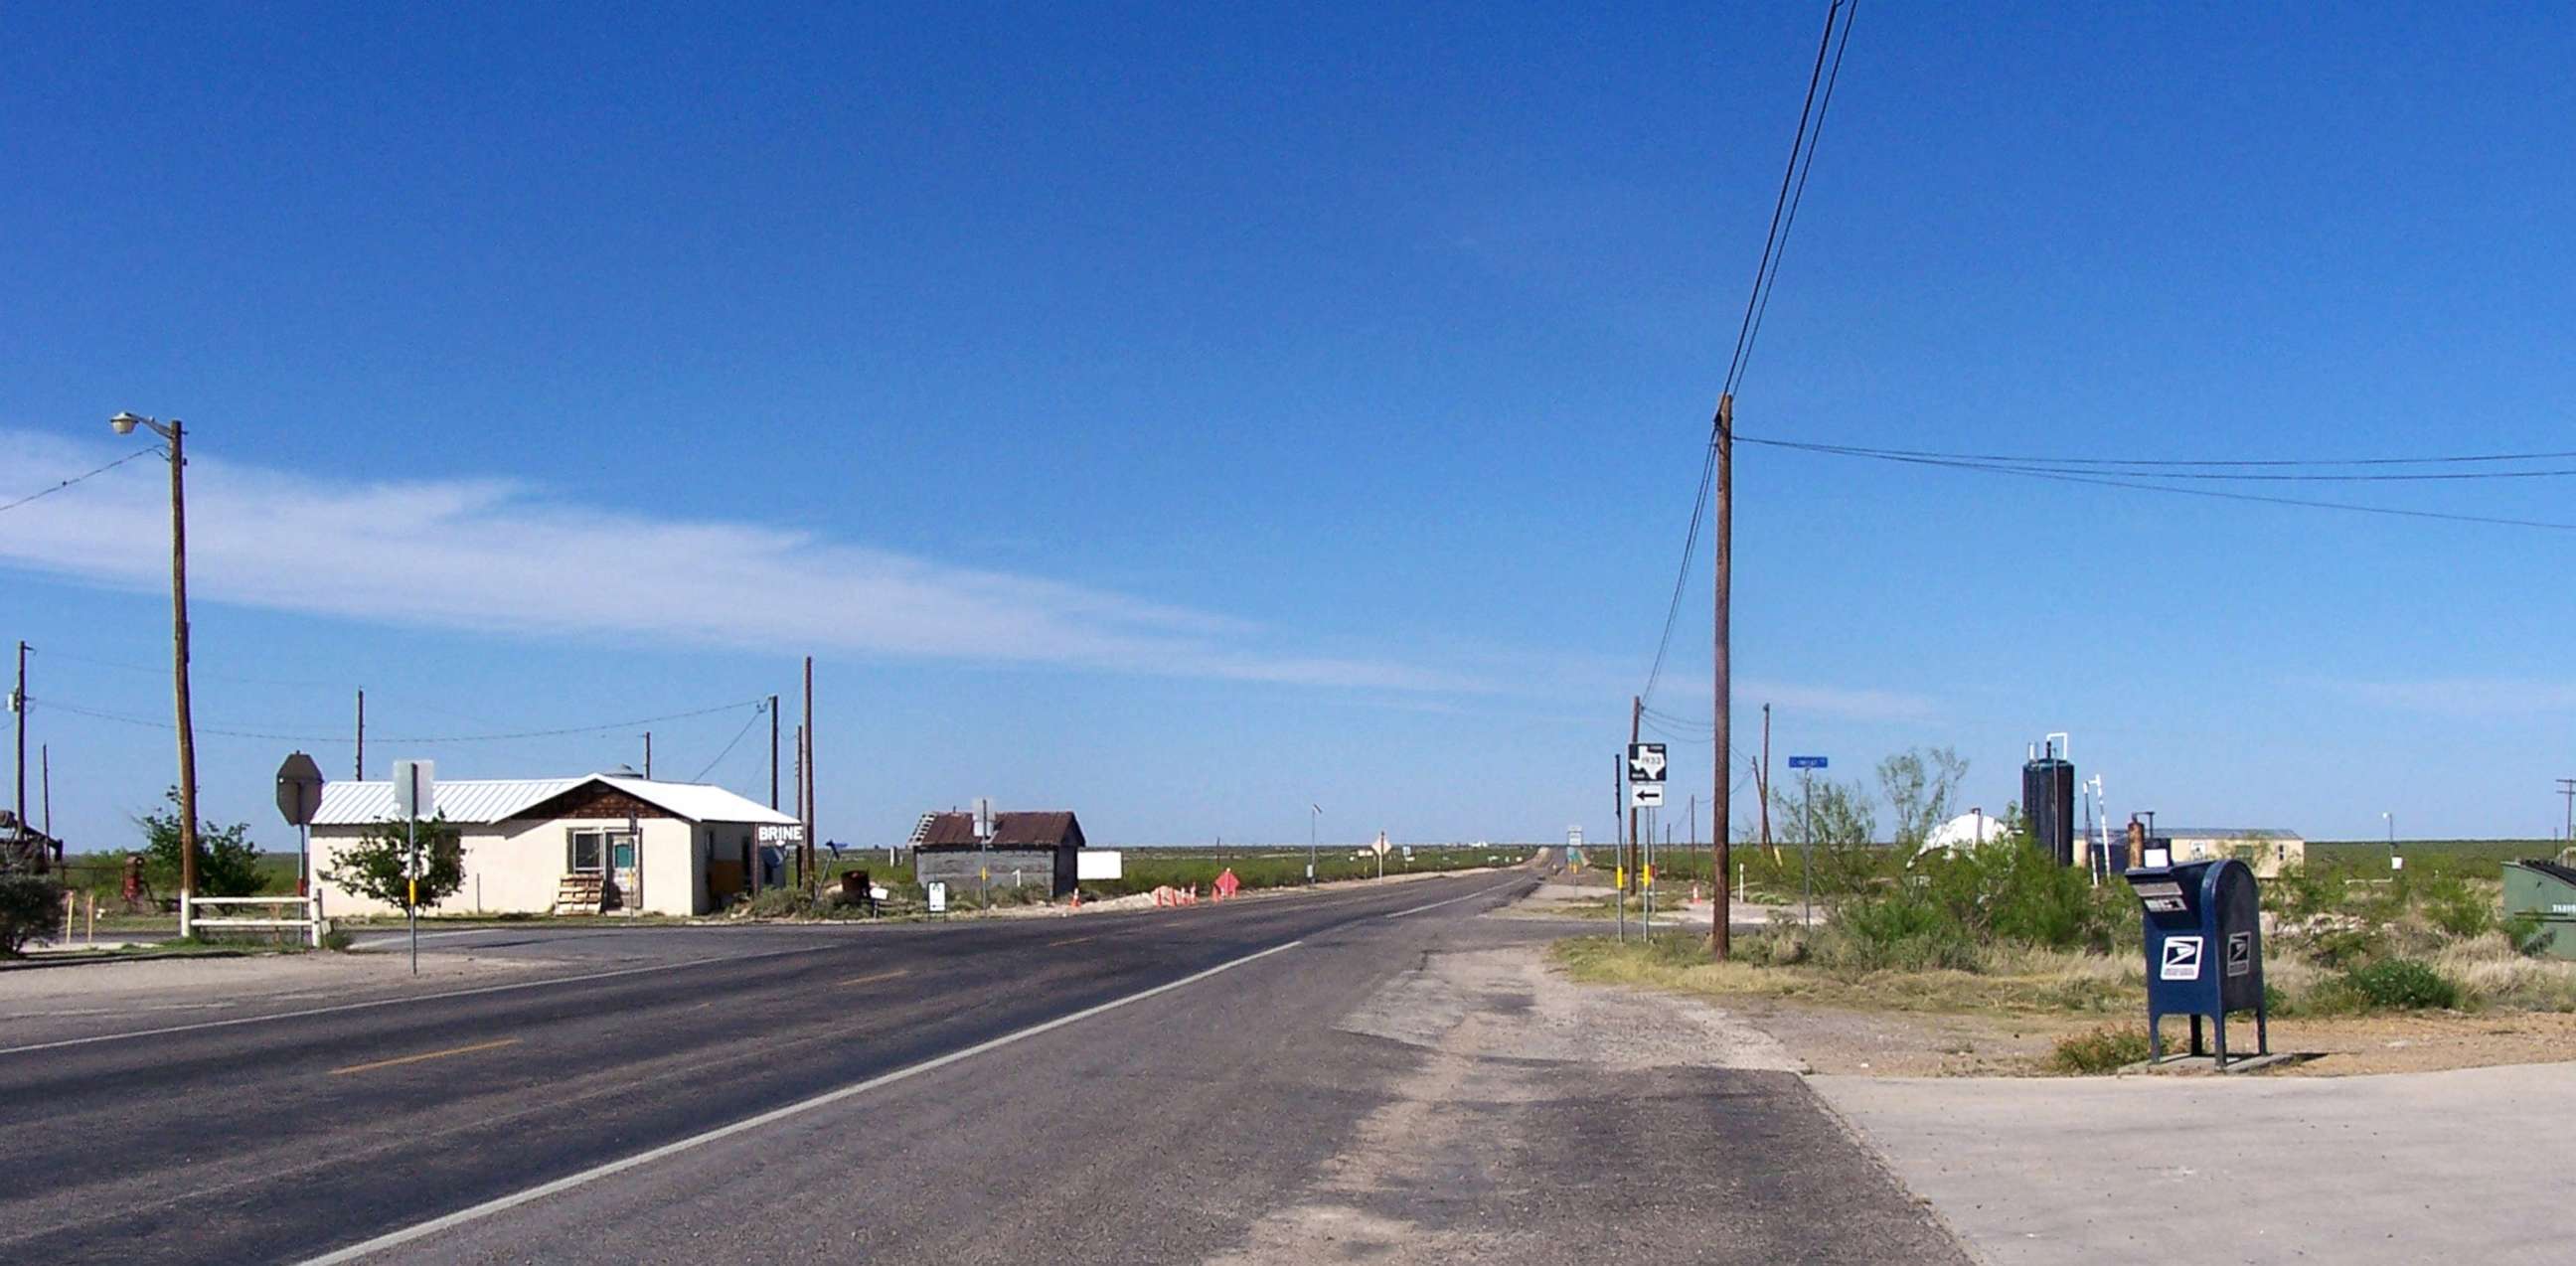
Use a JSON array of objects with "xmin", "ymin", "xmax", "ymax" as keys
[{"xmin": 756, "ymin": 824, "xmax": 805, "ymax": 845}]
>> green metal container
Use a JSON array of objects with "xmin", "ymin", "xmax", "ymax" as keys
[{"xmin": 2501, "ymin": 859, "xmax": 2576, "ymax": 960}]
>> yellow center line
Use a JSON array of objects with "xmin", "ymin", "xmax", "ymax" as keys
[
  {"xmin": 329, "ymin": 1037, "xmax": 522, "ymax": 1077},
  {"xmin": 1046, "ymin": 934, "xmax": 1100, "ymax": 948},
  {"xmin": 840, "ymin": 968, "xmax": 910, "ymax": 987}
]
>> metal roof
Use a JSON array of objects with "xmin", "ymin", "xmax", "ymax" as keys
[
  {"xmin": 2162, "ymin": 828, "xmax": 2304, "ymax": 842},
  {"xmin": 918, "ymin": 811, "xmax": 1084, "ymax": 849},
  {"xmin": 312, "ymin": 775, "xmax": 797, "ymax": 827}
]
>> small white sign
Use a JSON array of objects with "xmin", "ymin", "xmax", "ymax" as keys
[
  {"xmin": 1567, "ymin": 827, "xmax": 1584, "ymax": 849},
  {"xmin": 1372, "ymin": 833, "xmax": 1391, "ymax": 857},
  {"xmin": 926, "ymin": 881, "xmax": 948, "ymax": 912},
  {"xmin": 392, "ymin": 759, "xmax": 434, "ymax": 820},
  {"xmin": 1076, "ymin": 850, "xmax": 1124, "ymax": 881},
  {"xmin": 755, "ymin": 824, "xmax": 805, "ymax": 844},
  {"xmin": 974, "ymin": 797, "xmax": 994, "ymax": 843},
  {"xmin": 1630, "ymin": 782, "xmax": 1665, "ymax": 808},
  {"xmin": 2390, "ymin": 856, "xmax": 2405, "ymax": 871},
  {"xmin": 2162, "ymin": 936, "xmax": 2204, "ymax": 981}
]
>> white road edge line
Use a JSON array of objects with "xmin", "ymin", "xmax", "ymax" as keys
[
  {"xmin": 0, "ymin": 944, "xmax": 835, "ymax": 1058},
  {"xmin": 294, "ymin": 938, "xmax": 1305, "ymax": 1266},
  {"xmin": 1381, "ymin": 878, "xmax": 1527, "ymax": 919}
]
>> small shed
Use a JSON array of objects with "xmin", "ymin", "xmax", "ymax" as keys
[
  {"xmin": 2166, "ymin": 828, "xmax": 2306, "ymax": 878},
  {"xmin": 912, "ymin": 811, "xmax": 1085, "ymax": 898}
]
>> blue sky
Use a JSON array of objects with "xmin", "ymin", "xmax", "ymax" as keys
[{"xmin": 5, "ymin": 3, "xmax": 2573, "ymax": 854}]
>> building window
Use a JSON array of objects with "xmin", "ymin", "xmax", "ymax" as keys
[{"xmin": 562, "ymin": 823, "xmax": 620, "ymax": 874}]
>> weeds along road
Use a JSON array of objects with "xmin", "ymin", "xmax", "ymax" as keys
[{"xmin": 0, "ymin": 866, "xmax": 1965, "ymax": 1264}]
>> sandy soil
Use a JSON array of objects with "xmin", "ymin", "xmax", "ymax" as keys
[{"xmin": 1696, "ymin": 989, "xmax": 2576, "ymax": 1077}]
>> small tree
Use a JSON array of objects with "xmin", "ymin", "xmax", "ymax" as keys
[
  {"xmin": 138, "ymin": 788, "xmax": 266, "ymax": 897},
  {"xmin": 323, "ymin": 817, "xmax": 466, "ymax": 912},
  {"xmin": 1877, "ymin": 746, "xmax": 1970, "ymax": 851},
  {"xmin": 0, "ymin": 870, "xmax": 69, "ymax": 957}
]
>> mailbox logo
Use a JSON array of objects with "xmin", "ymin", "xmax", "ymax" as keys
[
  {"xmin": 2161, "ymin": 936, "xmax": 2204, "ymax": 981},
  {"xmin": 2226, "ymin": 931, "xmax": 2254, "ymax": 978}
]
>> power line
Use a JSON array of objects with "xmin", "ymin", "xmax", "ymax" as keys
[
  {"xmin": 1745, "ymin": 436, "xmax": 2576, "ymax": 481},
  {"xmin": 1644, "ymin": 0, "xmax": 1857, "ymax": 709},
  {"xmin": 0, "ymin": 449, "xmax": 155, "ymax": 515},
  {"xmin": 1739, "ymin": 435, "xmax": 2576, "ymax": 532},
  {"xmin": 36, "ymin": 696, "xmax": 769, "ymax": 746},
  {"xmin": 1736, "ymin": 437, "xmax": 2576, "ymax": 469},
  {"xmin": 691, "ymin": 700, "xmax": 769, "ymax": 781},
  {"xmin": 1734, "ymin": 0, "xmax": 1860, "ymax": 392}
]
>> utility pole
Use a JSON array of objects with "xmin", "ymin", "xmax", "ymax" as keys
[
  {"xmin": 1711, "ymin": 393, "xmax": 1733, "ymax": 959},
  {"xmin": 792, "ymin": 723, "xmax": 806, "ymax": 889},
  {"xmin": 1613, "ymin": 752, "xmax": 1626, "ymax": 942},
  {"xmin": 41, "ymin": 744, "xmax": 51, "ymax": 853},
  {"xmin": 13, "ymin": 640, "xmax": 26, "ymax": 837},
  {"xmin": 769, "ymin": 695, "xmax": 781, "ymax": 810},
  {"xmin": 802, "ymin": 656, "xmax": 815, "ymax": 895},
  {"xmin": 2558, "ymin": 779, "xmax": 2574, "ymax": 843},
  {"xmin": 354, "ymin": 689, "xmax": 365, "ymax": 780},
  {"xmin": 642, "ymin": 731, "xmax": 653, "ymax": 780},
  {"xmin": 1759, "ymin": 702, "xmax": 1773, "ymax": 861}
]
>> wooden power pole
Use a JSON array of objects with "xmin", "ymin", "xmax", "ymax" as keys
[
  {"xmin": 355, "ymin": 689, "xmax": 365, "ymax": 780},
  {"xmin": 14, "ymin": 640, "xmax": 26, "ymax": 837},
  {"xmin": 802, "ymin": 656, "xmax": 816, "ymax": 894},
  {"xmin": 1711, "ymin": 393, "xmax": 1733, "ymax": 960},
  {"xmin": 769, "ymin": 694, "xmax": 781, "ymax": 811}
]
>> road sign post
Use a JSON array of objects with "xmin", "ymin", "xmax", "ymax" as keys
[
  {"xmin": 274, "ymin": 751, "xmax": 325, "ymax": 898},
  {"xmin": 1788, "ymin": 757, "xmax": 1825, "ymax": 928},
  {"xmin": 393, "ymin": 760, "xmax": 434, "ymax": 976}
]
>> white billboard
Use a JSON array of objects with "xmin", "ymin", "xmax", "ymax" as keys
[{"xmin": 1076, "ymin": 850, "xmax": 1123, "ymax": 880}]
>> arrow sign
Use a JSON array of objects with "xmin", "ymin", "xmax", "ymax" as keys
[{"xmin": 1788, "ymin": 755, "xmax": 1828, "ymax": 770}]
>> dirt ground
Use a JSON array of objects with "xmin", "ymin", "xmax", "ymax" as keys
[{"xmin": 1689, "ymin": 984, "xmax": 2576, "ymax": 1077}]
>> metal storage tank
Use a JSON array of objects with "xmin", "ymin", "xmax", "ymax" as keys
[{"xmin": 2022, "ymin": 741, "xmax": 2076, "ymax": 867}]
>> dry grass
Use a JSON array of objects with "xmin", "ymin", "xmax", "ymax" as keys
[
  {"xmin": 2433, "ymin": 934, "xmax": 2576, "ymax": 1011},
  {"xmin": 1553, "ymin": 934, "xmax": 2141, "ymax": 1018}
]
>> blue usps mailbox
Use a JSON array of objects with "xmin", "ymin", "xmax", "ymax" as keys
[{"xmin": 2122, "ymin": 858, "xmax": 2269, "ymax": 1066}]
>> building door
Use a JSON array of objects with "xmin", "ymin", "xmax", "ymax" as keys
[{"xmin": 610, "ymin": 833, "xmax": 640, "ymax": 912}]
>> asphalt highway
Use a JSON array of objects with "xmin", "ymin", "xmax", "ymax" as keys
[{"xmin": 0, "ymin": 869, "xmax": 1966, "ymax": 1264}]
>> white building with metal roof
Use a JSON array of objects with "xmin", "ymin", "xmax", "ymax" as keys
[{"xmin": 309, "ymin": 774, "xmax": 802, "ymax": 917}]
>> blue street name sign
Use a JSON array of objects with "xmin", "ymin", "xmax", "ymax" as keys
[{"xmin": 1788, "ymin": 755, "xmax": 1828, "ymax": 769}]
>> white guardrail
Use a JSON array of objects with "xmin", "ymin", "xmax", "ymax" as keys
[{"xmin": 180, "ymin": 893, "xmax": 328, "ymax": 947}]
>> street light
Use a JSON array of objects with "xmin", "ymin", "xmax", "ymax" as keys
[
  {"xmin": 108, "ymin": 412, "xmax": 200, "ymax": 930},
  {"xmin": 1308, "ymin": 803, "xmax": 1321, "ymax": 884}
]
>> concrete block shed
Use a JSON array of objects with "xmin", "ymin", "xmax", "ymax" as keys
[
  {"xmin": 308, "ymin": 774, "xmax": 802, "ymax": 917},
  {"xmin": 911, "ymin": 810, "xmax": 1085, "ymax": 897}
]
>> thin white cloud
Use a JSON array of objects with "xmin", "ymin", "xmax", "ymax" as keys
[
  {"xmin": 0, "ymin": 430, "xmax": 1468, "ymax": 692},
  {"xmin": 2316, "ymin": 677, "xmax": 2576, "ymax": 717}
]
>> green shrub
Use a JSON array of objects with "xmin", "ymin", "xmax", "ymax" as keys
[
  {"xmin": 2418, "ymin": 875, "xmax": 2495, "ymax": 940},
  {"xmin": 2502, "ymin": 911, "xmax": 2552, "ymax": 956},
  {"xmin": 320, "ymin": 926, "xmax": 355, "ymax": 952},
  {"xmin": 2048, "ymin": 1024, "xmax": 2151, "ymax": 1074},
  {"xmin": 2339, "ymin": 958, "xmax": 2460, "ymax": 1011},
  {"xmin": 1829, "ymin": 892, "xmax": 1979, "ymax": 972},
  {"xmin": 0, "ymin": 871, "xmax": 69, "ymax": 956},
  {"xmin": 138, "ymin": 788, "xmax": 268, "ymax": 897},
  {"xmin": 2295, "ymin": 924, "xmax": 2387, "ymax": 970},
  {"xmin": 743, "ymin": 888, "xmax": 817, "ymax": 918}
]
